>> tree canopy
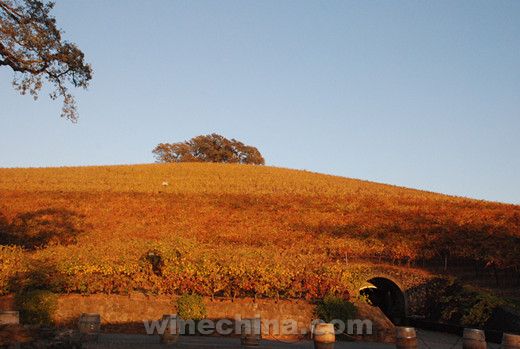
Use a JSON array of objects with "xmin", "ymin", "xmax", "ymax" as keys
[
  {"xmin": 0, "ymin": 0, "xmax": 92, "ymax": 121},
  {"xmin": 153, "ymin": 134, "xmax": 265, "ymax": 165}
]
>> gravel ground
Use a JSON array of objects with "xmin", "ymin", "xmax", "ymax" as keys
[{"xmin": 81, "ymin": 329, "xmax": 502, "ymax": 348}]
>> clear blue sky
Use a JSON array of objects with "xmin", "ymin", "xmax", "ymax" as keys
[{"xmin": 1, "ymin": 0, "xmax": 519, "ymax": 204}]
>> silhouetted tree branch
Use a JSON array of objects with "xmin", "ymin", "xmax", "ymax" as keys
[{"xmin": 0, "ymin": 0, "xmax": 92, "ymax": 121}]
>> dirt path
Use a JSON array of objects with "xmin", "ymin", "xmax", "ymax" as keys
[{"xmin": 82, "ymin": 329, "xmax": 501, "ymax": 348}]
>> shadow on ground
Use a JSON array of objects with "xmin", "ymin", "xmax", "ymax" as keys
[{"xmin": 0, "ymin": 208, "xmax": 85, "ymax": 250}]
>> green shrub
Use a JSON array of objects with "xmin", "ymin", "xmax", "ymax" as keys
[
  {"xmin": 437, "ymin": 283, "xmax": 504, "ymax": 328},
  {"xmin": 315, "ymin": 295, "xmax": 357, "ymax": 323},
  {"xmin": 176, "ymin": 293, "xmax": 207, "ymax": 320},
  {"xmin": 15, "ymin": 289, "xmax": 58, "ymax": 325},
  {"xmin": 461, "ymin": 291, "xmax": 504, "ymax": 327}
]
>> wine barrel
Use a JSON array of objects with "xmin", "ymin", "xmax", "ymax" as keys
[
  {"xmin": 502, "ymin": 333, "xmax": 520, "ymax": 349},
  {"xmin": 463, "ymin": 328, "xmax": 486, "ymax": 349},
  {"xmin": 160, "ymin": 314, "xmax": 179, "ymax": 344},
  {"xmin": 313, "ymin": 323, "xmax": 335, "ymax": 349},
  {"xmin": 0, "ymin": 311, "xmax": 19, "ymax": 325},
  {"xmin": 78, "ymin": 313, "xmax": 101, "ymax": 342},
  {"xmin": 240, "ymin": 318, "xmax": 261, "ymax": 346},
  {"xmin": 396, "ymin": 327, "xmax": 417, "ymax": 349}
]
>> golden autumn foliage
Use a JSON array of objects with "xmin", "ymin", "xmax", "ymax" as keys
[{"xmin": 0, "ymin": 163, "xmax": 519, "ymax": 297}]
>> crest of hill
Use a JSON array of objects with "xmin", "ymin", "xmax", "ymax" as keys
[{"xmin": 0, "ymin": 162, "xmax": 506, "ymax": 205}]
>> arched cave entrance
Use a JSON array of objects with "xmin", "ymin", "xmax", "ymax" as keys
[{"xmin": 359, "ymin": 277, "xmax": 406, "ymax": 325}]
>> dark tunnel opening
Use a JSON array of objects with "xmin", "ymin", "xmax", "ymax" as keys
[{"xmin": 359, "ymin": 277, "xmax": 406, "ymax": 325}]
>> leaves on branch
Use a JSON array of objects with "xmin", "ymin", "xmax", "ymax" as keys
[
  {"xmin": 0, "ymin": 0, "xmax": 92, "ymax": 121},
  {"xmin": 153, "ymin": 134, "xmax": 265, "ymax": 165}
]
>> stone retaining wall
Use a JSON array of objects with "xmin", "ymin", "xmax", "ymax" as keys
[{"xmin": 0, "ymin": 294, "xmax": 395, "ymax": 342}]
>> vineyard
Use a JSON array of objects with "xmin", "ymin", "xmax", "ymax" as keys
[{"xmin": 0, "ymin": 163, "xmax": 519, "ymax": 298}]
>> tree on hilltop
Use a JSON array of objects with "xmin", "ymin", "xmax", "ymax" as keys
[
  {"xmin": 0, "ymin": 0, "xmax": 92, "ymax": 121},
  {"xmin": 153, "ymin": 134, "xmax": 265, "ymax": 165}
]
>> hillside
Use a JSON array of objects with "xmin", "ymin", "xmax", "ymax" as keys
[{"xmin": 0, "ymin": 163, "xmax": 519, "ymax": 298}]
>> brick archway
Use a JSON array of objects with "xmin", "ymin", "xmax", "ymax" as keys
[{"xmin": 360, "ymin": 276, "xmax": 407, "ymax": 325}]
